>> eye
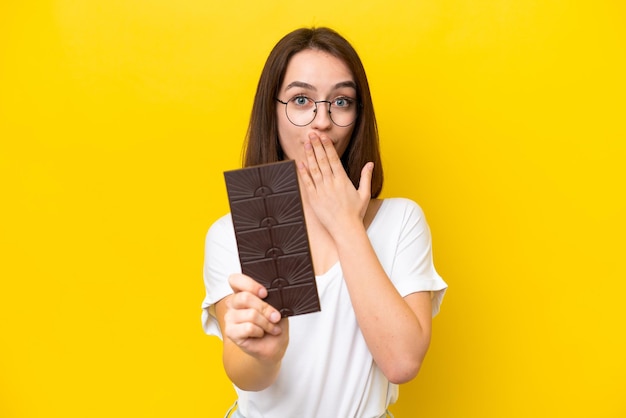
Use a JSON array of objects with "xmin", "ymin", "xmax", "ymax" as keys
[
  {"xmin": 333, "ymin": 97, "xmax": 354, "ymax": 109},
  {"xmin": 291, "ymin": 96, "xmax": 312, "ymax": 107}
]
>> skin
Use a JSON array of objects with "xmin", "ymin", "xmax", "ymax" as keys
[{"xmin": 216, "ymin": 49, "xmax": 433, "ymax": 391}]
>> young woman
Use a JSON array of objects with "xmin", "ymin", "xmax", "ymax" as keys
[{"xmin": 201, "ymin": 27, "xmax": 447, "ymax": 418}]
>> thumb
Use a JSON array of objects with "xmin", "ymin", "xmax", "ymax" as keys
[{"xmin": 358, "ymin": 162, "xmax": 374, "ymax": 198}]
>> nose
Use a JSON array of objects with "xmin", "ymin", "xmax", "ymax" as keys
[{"xmin": 311, "ymin": 101, "xmax": 333, "ymax": 130}]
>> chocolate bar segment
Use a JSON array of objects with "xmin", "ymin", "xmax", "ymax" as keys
[{"xmin": 224, "ymin": 160, "xmax": 321, "ymax": 317}]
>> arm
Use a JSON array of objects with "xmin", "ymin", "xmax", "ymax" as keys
[
  {"xmin": 215, "ymin": 274, "xmax": 289, "ymax": 391},
  {"xmin": 332, "ymin": 222, "xmax": 432, "ymax": 383},
  {"xmin": 300, "ymin": 132, "xmax": 433, "ymax": 384}
]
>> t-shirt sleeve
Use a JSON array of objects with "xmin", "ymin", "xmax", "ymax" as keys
[
  {"xmin": 387, "ymin": 199, "xmax": 448, "ymax": 317},
  {"xmin": 200, "ymin": 214, "xmax": 241, "ymax": 338}
]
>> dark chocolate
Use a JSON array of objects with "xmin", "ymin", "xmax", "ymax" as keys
[{"xmin": 224, "ymin": 160, "xmax": 320, "ymax": 317}]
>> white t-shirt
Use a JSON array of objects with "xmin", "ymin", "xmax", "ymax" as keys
[{"xmin": 201, "ymin": 198, "xmax": 447, "ymax": 418}]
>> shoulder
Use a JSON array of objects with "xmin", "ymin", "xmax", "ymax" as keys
[
  {"xmin": 203, "ymin": 213, "xmax": 240, "ymax": 275},
  {"xmin": 205, "ymin": 213, "xmax": 235, "ymax": 244},
  {"xmin": 207, "ymin": 213, "xmax": 233, "ymax": 231},
  {"xmin": 380, "ymin": 197, "xmax": 426, "ymax": 221},
  {"xmin": 382, "ymin": 197, "xmax": 422, "ymax": 210}
]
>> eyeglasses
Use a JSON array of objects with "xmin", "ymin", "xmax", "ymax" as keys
[{"xmin": 276, "ymin": 96, "xmax": 358, "ymax": 127}]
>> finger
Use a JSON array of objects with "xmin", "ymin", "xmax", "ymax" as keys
[
  {"xmin": 225, "ymin": 315, "xmax": 267, "ymax": 340},
  {"xmin": 298, "ymin": 160, "xmax": 315, "ymax": 190},
  {"xmin": 229, "ymin": 273, "xmax": 267, "ymax": 299},
  {"xmin": 358, "ymin": 162, "xmax": 374, "ymax": 198},
  {"xmin": 304, "ymin": 136, "xmax": 323, "ymax": 183},
  {"xmin": 228, "ymin": 273, "xmax": 282, "ymax": 325},
  {"xmin": 226, "ymin": 305, "xmax": 283, "ymax": 338},
  {"xmin": 229, "ymin": 289, "xmax": 282, "ymax": 322},
  {"xmin": 308, "ymin": 132, "xmax": 333, "ymax": 178},
  {"xmin": 226, "ymin": 293, "xmax": 283, "ymax": 338},
  {"xmin": 318, "ymin": 134, "xmax": 343, "ymax": 175}
]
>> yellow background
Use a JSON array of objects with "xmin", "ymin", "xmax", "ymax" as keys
[{"xmin": 1, "ymin": 1, "xmax": 625, "ymax": 417}]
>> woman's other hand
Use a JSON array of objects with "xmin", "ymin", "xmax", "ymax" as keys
[{"xmin": 299, "ymin": 131, "xmax": 373, "ymax": 235}]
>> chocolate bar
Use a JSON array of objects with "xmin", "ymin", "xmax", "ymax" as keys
[{"xmin": 224, "ymin": 160, "xmax": 321, "ymax": 317}]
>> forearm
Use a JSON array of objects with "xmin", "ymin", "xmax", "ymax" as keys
[
  {"xmin": 222, "ymin": 341, "xmax": 282, "ymax": 391},
  {"xmin": 334, "ymin": 220, "xmax": 432, "ymax": 383}
]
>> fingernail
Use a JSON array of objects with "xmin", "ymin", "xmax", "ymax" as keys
[{"xmin": 270, "ymin": 311, "xmax": 281, "ymax": 322}]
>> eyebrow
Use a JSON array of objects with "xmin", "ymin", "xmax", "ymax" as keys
[{"xmin": 284, "ymin": 80, "xmax": 357, "ymax": 92}]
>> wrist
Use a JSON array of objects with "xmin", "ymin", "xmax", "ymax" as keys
[{"xmin": 329, "ymin": 217, "xmax": 368, "ymax": 246}]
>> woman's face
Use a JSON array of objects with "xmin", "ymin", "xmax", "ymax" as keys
[{"xmin": 276, "ymin": 49, "xmax": 357, "ymax": 164}]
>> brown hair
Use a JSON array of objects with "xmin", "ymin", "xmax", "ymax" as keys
[{"xmin": 242, "ymin": 27, "xmax": 384, "ymax": 198}]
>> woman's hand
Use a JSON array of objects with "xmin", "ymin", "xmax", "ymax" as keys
[
  {"xmin": 219, "ymin": 273, "xmax": 289, "ymax": 364},
  {"xmin": 298, "ymin": 131, "xmax": 373, "ymax": 235}
]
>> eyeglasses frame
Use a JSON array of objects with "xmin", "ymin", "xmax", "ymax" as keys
[{"xmin": 275, "ymin": 97, "xmax": 359, "ymax": 127}]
